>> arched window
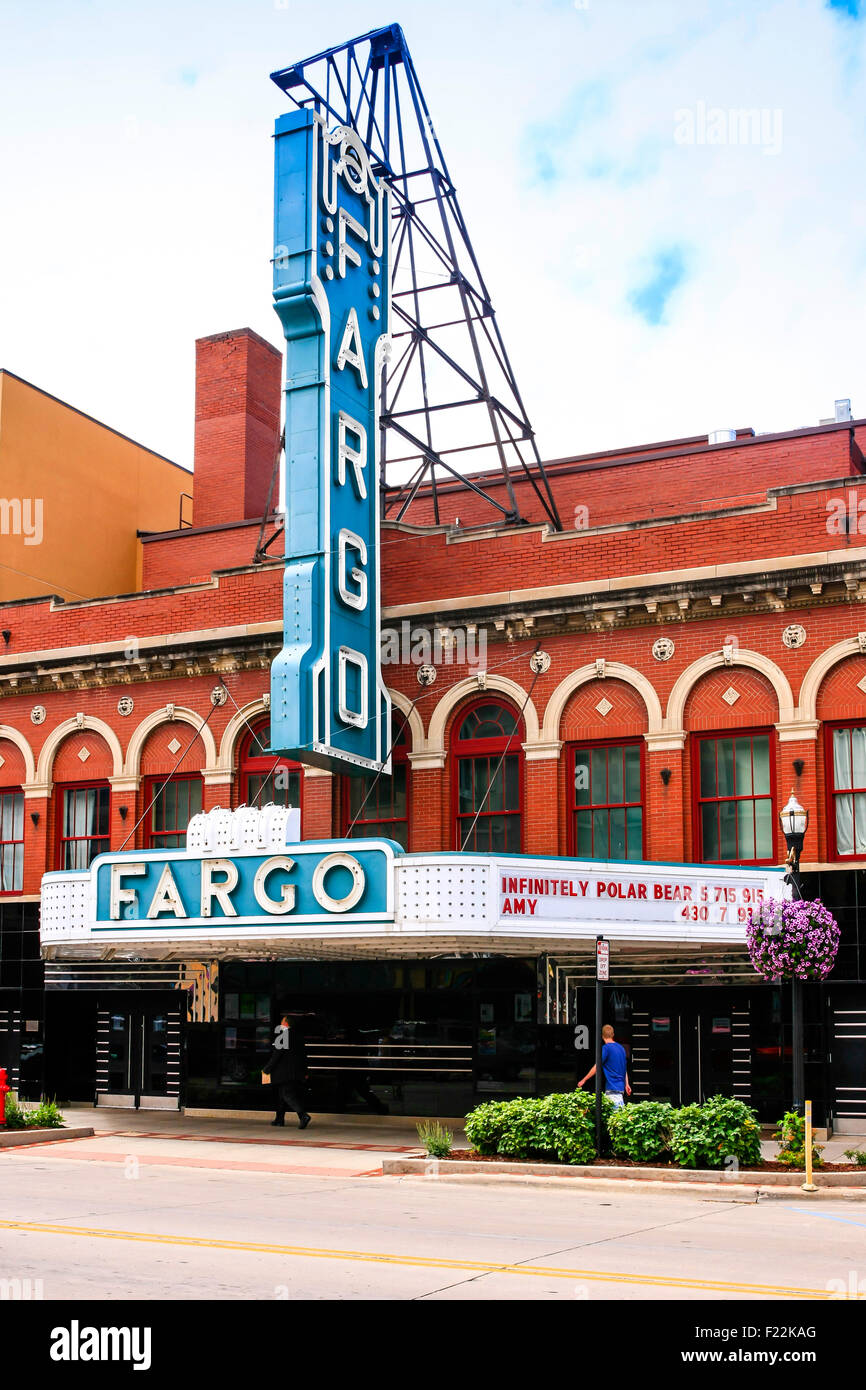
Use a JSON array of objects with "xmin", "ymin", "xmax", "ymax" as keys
[
  {"xmin": 344, "ymin": 715, "xmax": 409, "ymax": 849},
  {"xmin": 453, "ymin": 699, "xmax": 523, "ymax": 852},
  {"xmin": 238, "ymin": 722, "xmax": 303, "ymax": 810}
]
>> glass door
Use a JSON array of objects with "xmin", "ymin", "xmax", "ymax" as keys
[
  {"xmin": 695, "ymin": 1011, "xmax": 736, "ymax": 1101},
  {"xmin": 644, "ymin": 1010, "xmax": 736, "ymax": 1104},
  {"xmin": 646, "ymin": 1012, "xmax": 683, "ymax": 1104},
  {"xmin": 104, "ymin": 1008, "xmax": 171, "ymax": 1107}
]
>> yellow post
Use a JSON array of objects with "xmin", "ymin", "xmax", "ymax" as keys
[{"xmin": 802, "ymin": 1098, "xmax": 818, "ymax": 1193}]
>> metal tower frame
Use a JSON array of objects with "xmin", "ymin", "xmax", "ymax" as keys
[{"xmin": 271, "ymin": 23, "xmax": 562, "ymax": 531}]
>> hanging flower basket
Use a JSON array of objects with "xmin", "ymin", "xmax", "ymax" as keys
[{"xmin": 747, "ymin": 898, "xmax": 840, "ymax": 982}]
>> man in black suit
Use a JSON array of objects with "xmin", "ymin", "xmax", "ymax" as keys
[{"xmin": 262, "ymin": 1014, "xmax": 311, "ymax": 1129}]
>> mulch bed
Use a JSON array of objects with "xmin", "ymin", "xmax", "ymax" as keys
[{"xmin": 446, "ymin": 1149, "xmax": 858, "ymax": 1173}]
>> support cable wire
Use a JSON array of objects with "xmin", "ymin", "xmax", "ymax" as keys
[
  {"xmin": 459, "ymin": 656, "xmax": 543, "ymax": 852},
  {"xmin": 214, "ymin": 642, "xmax": 541, "ymax": 829},
  {"xmin": 252, "ymin": 428, "xmax": 285, "ymax": 566},
  {"xmin": 116, "ymin": 691, "xmax": 226, "ymax": 853},
  {"xmin": 345, "ymin": 689, "xmax": 424, "ymax": 836}
]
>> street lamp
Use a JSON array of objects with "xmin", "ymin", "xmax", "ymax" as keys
[
  {"xmin": 779, "ymin": 793, "xmax": 809, "ymax": 885},
  {"xmin": 779, "ymin": 792, "xmax": 809, "ymax": 1112}
]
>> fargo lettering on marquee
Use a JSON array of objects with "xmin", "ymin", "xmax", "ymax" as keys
[
  {"xmin": 91, "ymin": 842, "xmax": 394, "ymax": 931},
  {"xmin": 269, "ymin": 106, "xmax": 392, "ymax": 774}
]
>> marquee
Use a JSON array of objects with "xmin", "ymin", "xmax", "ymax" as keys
[{"xmin": 41, "ymin": 809, "xmax": 787, "ymax": 959}]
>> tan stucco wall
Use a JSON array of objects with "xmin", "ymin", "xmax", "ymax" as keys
[{"xmin": 0, "ymin": 371, "xmax": 190, "ymax": 603}]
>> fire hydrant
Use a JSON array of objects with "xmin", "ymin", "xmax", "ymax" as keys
[{"xmin": 0, "ymin": 1068, "xmax": 10, "ymax": 1128}]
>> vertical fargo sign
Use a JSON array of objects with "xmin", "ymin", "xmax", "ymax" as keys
[{"xmin": 270, "ymin": 108, "xmax": 392, "ymax": 774}]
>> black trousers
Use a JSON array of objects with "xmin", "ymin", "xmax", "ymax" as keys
[{"xmin": 274, "ymin": 1083, "xmax": 308, "ymax": 1121}]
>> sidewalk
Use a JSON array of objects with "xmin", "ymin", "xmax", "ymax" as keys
[
  {"xmin": 56, "ymin": 1104, "xmax": 862, "ymax": 1163},
  {"xmin": 63, "ymin": 1103, "xmax": 456, "ymax": 1152},
  {"xmin": 1, "ymin": 1104, "xmax": 445, "ymax": 1180}
]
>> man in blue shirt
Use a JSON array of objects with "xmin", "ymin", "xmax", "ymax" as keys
[{"xmin": 578, "ymin": 1025, "xmax": 631, "ymax": 1108}]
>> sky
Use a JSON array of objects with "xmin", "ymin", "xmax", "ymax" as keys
[{"xmin": 0, "ymin": 0, "xmax": 864, "ymax": 474}]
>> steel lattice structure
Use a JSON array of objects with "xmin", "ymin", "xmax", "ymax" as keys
[{"xmin": 271, "ymin": 23, "xmax": 562, "ymax": 530}]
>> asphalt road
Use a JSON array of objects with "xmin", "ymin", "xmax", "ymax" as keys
[{"xmin": 1, "ymin": 1135, "xmax": 864, "ymax": 1302}]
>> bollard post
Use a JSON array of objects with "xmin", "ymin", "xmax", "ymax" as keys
[{"xmin": 802, "ymin": 1098, "xmax": 818, "ymax": 1193}]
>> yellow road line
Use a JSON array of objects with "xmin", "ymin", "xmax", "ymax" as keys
[{"xmin": 0, "ymin": 1219, "xmax": 849, "ymax": 1298}]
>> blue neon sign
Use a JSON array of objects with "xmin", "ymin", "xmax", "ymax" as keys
[{"xmin": 270, "ymin": 108, "xmax": 392, "ymax": 774}]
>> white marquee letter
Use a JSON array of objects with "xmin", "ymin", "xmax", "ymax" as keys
[
  {"xmin": 201, "ymin": 858, "xmax": 239, "ymax": 917},
  {"xmin": 337, "ymin": 529, "xmax": 368, "ymax": 612},
  {"xmin": 338, "ymin": 646, "xmax": 368, "ymax": 729},
  {"xmin": 311, "ymin": 852, "xmax": 365, "ymax": 913},
  {"xmin": 110, "ymin": 863, "xmax": 146, "ymax": 920},
  {"xmin": 336, "ymin": 307, "xmax": 368, "ymax": 389},
  {"xmin": 146, "ymin": 864, "xmax": 187, "ymax": 919},
  {"xmin": 338, "ymin": 207, "xmax": 367, "ymax": 276},
  {"xmin": 337, "ymin": 412, "xmax": 367, "ymax": 499},
  {"xmin": 253, "ymin": 856, "xmax": 297, "ymax": 915}
]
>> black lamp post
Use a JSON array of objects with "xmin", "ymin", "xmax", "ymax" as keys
[{"xmin": 779, "ymin": 792, "xmax": 809, "ymax": 1113}]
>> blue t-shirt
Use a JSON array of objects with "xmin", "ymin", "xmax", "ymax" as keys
[{"xmin": 601, "ymin": 1041, "xmax": 627, "ymax": 1093}]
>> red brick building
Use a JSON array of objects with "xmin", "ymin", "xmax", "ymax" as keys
[{"xmin": 2, "ymin": 328, "xmax": 865, "ymax": 1125}]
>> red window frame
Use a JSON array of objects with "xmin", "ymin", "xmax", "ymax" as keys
[
  {"xmin": 55, "ymin": 780, "xmax": 111, "ymax": 871},
  {"xmin": 567, "ymin": 738, "xmax": 645, "ymax": 861},
  {"xmin": 0, "ymin": 786, "xmax": 24, "ymax": 895},
  {"xmin": 825, "ymin": 719, "xmax": 866, "ymax": 861},
  {"xmin": 451, "ymin": 696, "xmax": 524, "ymax": 853},
  {"xmin": 343, "ymin": 715, "xmax": 410, "ymax": 848},
  {"xmin": 143, "ymin": 775, "xmax": 203, "ymax": 850},
  {"xmin": 238, "ymin": 723, "xmax": 303, "ymax": 811},
  {"xmin": 692, "ymin": 728, "xmax": 777, "ymax": 866}
]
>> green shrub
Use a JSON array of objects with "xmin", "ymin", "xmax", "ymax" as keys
[
  {"xmin": 608, "ymin": 1101, "xmax": 674, "ymax": 1163},
  {"xmin": 3, "ymin": 1097, "xmax": 65, "ymax": 1131},
  {"xmin": 529, "ymin": 1092, "xmax": 599, "ymax": 1165},
  {"xmin": 416, "ymin": 1120, "xmax": 453, "ymax": 1158},
  {"xmin": 2, "ymin": 1097, "xmax": 28, "ymax": 1130},
  {"xmin": 843, "ymin": 1148, "xmax": 866, "ymax": 1167},
  {"xmin": 496, "ymin": 1098, "xmax": 544, "ymax": 1159},
  {"xmin": 464, "ymin": 1090, "xmax": 613, "ymax": 1165},
  {"xmin": 773, "ymin": 1111, "xmax": 823, "ymax": 1170},
  {"xmin": 670, "ymin": 1095, "xmax": 762, "ymax": 1169},
  {"xmin": 463, "ymin": 1100, "xmax": 518, "ymax": 1155}
]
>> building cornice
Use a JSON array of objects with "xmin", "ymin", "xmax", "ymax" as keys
[
  {"xmin": 0, "ymin": 624, "xmax": 283, "ymax": 697},
  {"xmin": 382, "ymin": 549, "xmax": 866, "ymax": 637}
]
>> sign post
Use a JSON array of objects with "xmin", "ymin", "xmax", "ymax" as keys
[
  {"xmin": 595, "ymin": 935, "xmax": 609, "ymax": 1156},
  {"xmin": 802, "ymin": 1098, "xmax": 818, "ymax": 1193}
]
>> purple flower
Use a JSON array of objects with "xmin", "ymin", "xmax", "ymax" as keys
[{"xmin": 747, "ymin": 898, "xmax": 840, "ymax": 981}]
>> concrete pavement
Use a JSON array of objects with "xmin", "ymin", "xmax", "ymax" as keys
[{"xmin": 2, "ymin": 1117, "xmax": 865, "ymax": 1300}]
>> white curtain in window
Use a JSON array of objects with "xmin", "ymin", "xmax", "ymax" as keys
[
  {"xmin": 836, "ymin": 794, "xmax": 855, "ymax": 856},
  {"xmin": 834, "ymin": 729, "xmax": 866, "ymax": 855},
  {"xmin": 834, "ymin": 729, "xmax": 853, "ymax": 790},
  {"xmin": 0, "ymin": 792, "xmax": 24, "ymax": 892},
  {"xmin": 853, "ymin": 728, "xmax": 866, "ymax": 789}
]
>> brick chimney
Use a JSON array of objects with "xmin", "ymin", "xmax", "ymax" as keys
[{"xmin": 193, "ymin": 328, "xmax": 282, "ymax": 527}]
